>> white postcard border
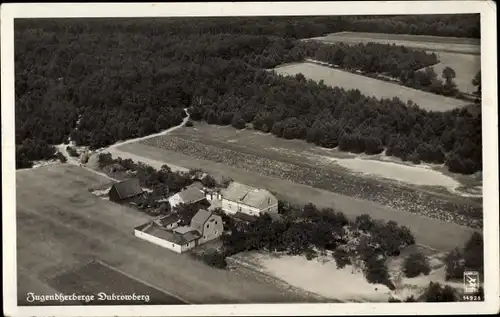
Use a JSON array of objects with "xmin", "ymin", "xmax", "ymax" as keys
[{"xmin": 2, "ymin": 2, "xmax": 498, "ymax": 316}]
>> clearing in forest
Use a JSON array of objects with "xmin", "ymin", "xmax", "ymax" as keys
[
  {"xmin": 273, "ymin": 62, "xmax": 470, "ymax": 111},
  {"xmin": 307, "ymin": 32, "xmax": 481, "ymax": 94},
  {"xmin": 309, "ymin": 31, "xmax": 480, "ymax": 54}
]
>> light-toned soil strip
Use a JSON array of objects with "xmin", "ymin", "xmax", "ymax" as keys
[
  {"xmin": 309, "ymin": 31, "xmax": 480, "ymax": 55},
  {"xmin": 272, "ymin": 62, "xmax": 470, "ymax": 111}
]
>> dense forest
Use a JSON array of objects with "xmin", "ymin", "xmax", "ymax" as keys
[
  {"xmin": 347, "ymin": 15, "xmax": 480, "ymax": 38},
  {"xmin": 15, "ymin": 15, "xmax": 481, "ymax": 173}
]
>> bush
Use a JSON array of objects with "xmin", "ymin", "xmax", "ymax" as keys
[
  {"xmin": 56, "ymin": 151, "xmax": 67, "ymax": 163},
  {"xmin": 185, "ymin": 120, "xmax": 194, "ymax": 127},
  {"xmin": 408, "ymin": 152, "xmax": 421, "ymax": 164},
  {"xmin": 373, "ymin": 221, "xmax": 415, "ymax": 257},
  {"xmin": 231, "ymin": 115, "xmax": 246, "ymax": 130},
  {"xmin": 403, "ymin": 251, "xmax": 431, "ymax": 278},
  {"xmin": 67, "ymin": 146, "xmax": 79, "ymax": 157},
  {"xmin": 202, "ymin": 251, "xmax": 227, "ymax": 269},
  {"xmin": 304, "ymin": 248, "xmax": 317, "ymax": 260},
  {"xmin": 445, "ymin": 248, "xmax": 465, "ymax": 280},
  {"xmin": 97, "ymin": 152, "xmax": 114, "ymax": 169},
  {"xmin": 332, "ymin": 249, "xmax": 351, "ymax": 269},
  {"xmin": 423, "ymin": 282, "xmax": 457, "ymax": 302},
  {"xmin": 446, "ymin": 153, "xmax": 477, "ymax": 174},
  {"xmin": 355, "ymin": 214, "xmax": 375, "ymax": 232},
  {"xmin": 388, "ymin": 298, "xmax": 402, "ymax": 302},
  {"xmin": 463, "ymin": 232, "xmax": 483, "ymax": 272},
  {"xmin": 404, "ymin": 295, "xmax": 417, "ymax": 302},
  {"xmin": 364, "ymin": 137, "xmax": 384, "ymax": 155},
  {"xmin": 364, "ymin": 254, "xmax": 392, "ymax": 287},
  {"xmin": 201, "ymin": 175, "xmax": 217, "ymax": 188},
  {"xmin": 220, "ymin": 177, "xmax": 232, "ymax": 188}
]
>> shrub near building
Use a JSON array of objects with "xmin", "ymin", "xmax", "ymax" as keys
[{"xmin": 403, "ymin": 251, "xmax": 431, "ymax": 278}]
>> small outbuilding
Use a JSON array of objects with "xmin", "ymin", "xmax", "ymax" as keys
[
  {"xmin": 108, "ymin": 178, "xmax": 144, "ymax": 203},
  {"xmin": 168, "ymin": 185, "xmax": 207, "ymax": 209},
  {"xmin": 134, "ymin": 209, "xmax": 223, "ymax": 254}
]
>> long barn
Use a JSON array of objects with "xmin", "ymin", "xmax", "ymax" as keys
[{"xmin": 108, "ymin": 178, "xmax": 144, "ymax": 203}]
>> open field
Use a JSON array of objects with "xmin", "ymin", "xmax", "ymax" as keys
[
  {"xmin": 308, "ymin": 31, "xmax": 480, "ymax": 54},
  {"xmin": 273, "ymin": 62, "xmax": 470, "ymax": 111},
  {"xmin": 16, "ymin": 164, "xmax": 324, "ymax": 304},
  {"xmin": 47, "ymin": 261, "xmax": 186, "ymax": 305},
  {"xmin": 305, "ymin": 31, "xmax": 481, "ymax": 94}
]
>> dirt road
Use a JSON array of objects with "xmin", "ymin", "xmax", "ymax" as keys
[{"xmin": 56, "ymin": 108, "xmax": 191, "ymax": 174}]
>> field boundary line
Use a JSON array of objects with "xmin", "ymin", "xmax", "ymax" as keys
[{"xmin": 94, "ymin": 259, "xmax": 192, "ymax": 305}]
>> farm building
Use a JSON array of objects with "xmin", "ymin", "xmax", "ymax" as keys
[
  {"xmin": 108, "ymin": 178, "xmax": 144, "ymax": 203},
  {"xmin": 168, "ymin": 185, "xmax": 207, "ymax": 209},
  {"xmin": 134, "ymin": 209, "xmax": 223, "ymax": 253},
  {"xmin": 221, "ymin": 182, "xmax": 278, "ymax": 218},
  {"xmin": 204, "ymin": 188, "xmax": 222, "ymax": 202}
]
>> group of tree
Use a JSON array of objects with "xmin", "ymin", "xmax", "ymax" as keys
[
  {"xmin": 400, "ymin": 66, "xmax": 461, "ymax": 97},
  {"xmin": 347, "ymin": 14, "xmax": 480, "ymax": 38},
  {"xmin": 403, "ymin": 250, "xmax": 432, "ymax": 278},
  {"xmin": 16, "ymin": 17, "xmax": 481, "ymax": 174},
  {"xmin": 206, "ymin": 202, "xmax": 415, "ymax": 290},
  {"xmin": 472, "ymin": 70, "xmax": 482, "ymax": 102},
  {"xmin": 193, "ymin": 74, "xmax": 481, "ymax": 174},
  {"xmin": 444, "ymin": 231, "xmax": 484, "ymax": 281},
  {"xmin": 16, "ymin": 138, "xmax": 57, "ymax": 169},
  {"xmin": 98, "ymin": 152, "xmax": 196, "ymax": 193},
  {"xmin": 309, "ymin": 41, "xmax": 438, "ymax": 78}
]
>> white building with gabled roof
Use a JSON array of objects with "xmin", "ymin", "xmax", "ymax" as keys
[{"xmin": 221, "ymin": 182, "xmax": 278, "ymax": 218}]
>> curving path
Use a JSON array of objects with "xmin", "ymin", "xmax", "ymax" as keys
[{"xmin": 55, "ymin": 108, "xmax": 191, "ymax": 178}]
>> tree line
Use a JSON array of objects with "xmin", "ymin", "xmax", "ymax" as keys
[
  {"xmin": 347, "ymin": 14, "xmax": 480, "ymax": 39},
  {"xmin": 302, "ymin": 41, "xmax": 466, "ymax": 98},
  {"xmin": 15, "ymin": 18, "xmax": 481, "ymax": 174},
  {"xmin": 309, "ymin": 41, "xmax": 439, "ymax": 77}
]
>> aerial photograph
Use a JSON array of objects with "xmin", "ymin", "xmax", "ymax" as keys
[{"xmin": 14, "ymin": 14, "xmax": 484, "ymax": 305}]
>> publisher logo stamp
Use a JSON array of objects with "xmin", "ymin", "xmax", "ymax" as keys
[{"xmin": 463, "ymin": 271, "xmax": 480, "ymax": 294}]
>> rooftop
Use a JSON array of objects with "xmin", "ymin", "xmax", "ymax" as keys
[
  {"xmin": 111, "ymin": 178, "xmax": 143, "ymax": 200},
  {"xmin": 156, "ymin": 213, "xmax": 180, "ymax": 227},
  {"xmin": 190, "ymin": 209, "xmax": 212, "ymax": 227},
  {"xmin": 177, "ymin": 186, "xmax": 206, "ymax": 204},
  {"xmin": 222, "ymin": 182, "xmax": 276, "ymax": 210},
  {"xmin": 140, "ymin": 223, "xmax": 201, "ymax": 245},
  {"xmin": 173, "ymin": 225, "xmax": 193, "ymax": 234}
]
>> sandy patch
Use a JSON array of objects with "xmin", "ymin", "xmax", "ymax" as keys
[
  {"xmin": 257, "ymin": 253, "xmax": 391, "ymax": 302},
  {"xmin": 331, "ymin": 157, "xmax": 460, "ymax": 190}
]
